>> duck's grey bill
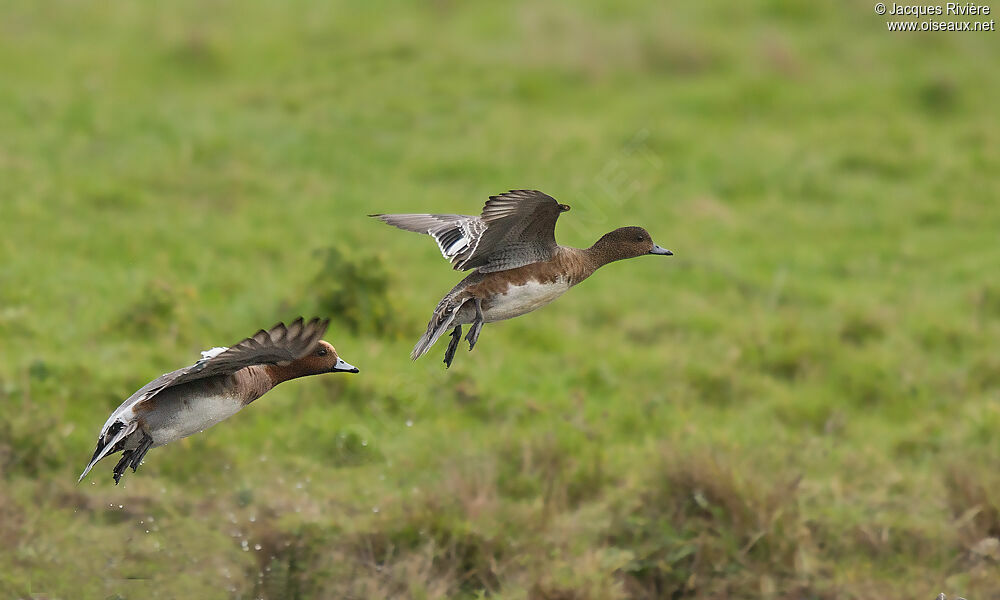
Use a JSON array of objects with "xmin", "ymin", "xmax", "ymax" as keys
[
  {"xmin": 650, "ymin": 244, "xmax": 673, "ymax": 255},
  {"xmin": 333, "ymin": 358, "xmax": 360, "ymax": 373}
]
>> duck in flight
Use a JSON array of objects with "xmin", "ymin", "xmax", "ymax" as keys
[
  {"xmin": 79, "ymin": 318, "xmax": 358, "ymax": 484},
  {"xmin": 372, "ymin": 190, "xmax": 672, "ymax": 367}
]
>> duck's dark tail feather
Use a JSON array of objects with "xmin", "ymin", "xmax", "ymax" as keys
[
  {"xmin": 78, "ymin": 421, "xmax": 137, "ymax": 483},
  {"xmin": 411, "ymin": 300, "xmax": 463, "ymax": 360}
]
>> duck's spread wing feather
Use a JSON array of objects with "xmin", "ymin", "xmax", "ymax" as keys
[
  {"xmin": 469, "ymin": 190, "xmax": 563, "ymax": 272},
  {"xmin": 372, "ymin": 190, "xmax": 565, "ymax": 273},
  {"xmin": 179, "ymin": 317, "xmax": 329, "ymax": 383},
  {"xmin": 370, "ymin": 213, "xmax": 488, "ymax": 266},
  {"xmin": 98, "ymin": 318, "xmax": 329, "ymax": 436}
]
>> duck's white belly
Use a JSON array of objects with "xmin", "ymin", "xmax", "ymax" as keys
[
  {"xmin": 145, "ymin": 394, "xmax": 244, "ymax": 446},
  {"xmin": 483, "ymin": 278, "xmax": 572, "ymax": 322}
]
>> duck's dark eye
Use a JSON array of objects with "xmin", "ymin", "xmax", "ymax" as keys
[
  {"xmin": 317, "ymin": 348, "xmax": 328, "ymax": 357},
  {"xmin": 636, "ymin": 236, "xmax": 644, "ymax": 242}
]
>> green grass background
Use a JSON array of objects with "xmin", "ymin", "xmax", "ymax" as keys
[{"xmin": 1, "ymin": 1, "xmax": 999, "ymax": 598}]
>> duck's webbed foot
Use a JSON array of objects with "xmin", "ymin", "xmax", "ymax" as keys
[
  {"xmin": 112, "ymin": 453, "xmax": 130, "ymax": 485},
  {"xmin": 112, "ymin": 431, "xmax": 154, "ymax": 484},
  {"xmin": 444, "ymin": 325, "xmax": 462, "ymax": 368},
  {"xmin": 129, "ymin": 434, "xmax": 153, "ymax": 473},
  {"xmin": 465, "ymin": 298, "xmax": 484, "ymax": 351}
]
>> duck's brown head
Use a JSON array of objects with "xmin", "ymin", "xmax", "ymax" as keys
[
  {"xmin": 590, "ymin": 226, "xmax": 673, "ymax": 264},
  {"xmin": 268, "ymin": 340, "xmax": 359, "ymax": 385},
  {"xmin": 299, "ymin": 340, "xmax": 359, "ymax": 374}
]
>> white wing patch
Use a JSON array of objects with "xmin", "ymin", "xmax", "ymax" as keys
[
  {"xmin": 191, "ymin": 346, "xmax": 229, "ymax": 371},
  {"xmin": 199, "ymin": 347, "xmax": 228, "ymax": 362}
]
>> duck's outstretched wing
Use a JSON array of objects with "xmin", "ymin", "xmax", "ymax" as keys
[
  {"xmin": 120, "ymin": 318, "xmax": 329, "ymax": 414},
  {"xmin": 371, "ymin": 189, "xmax": 568, "ymax": 273},
  {"xmin": 370, "ymin": 213, "xmax": 488, "ymax": 266},
  {"xmin": 176, "ymin": 317, "xmax": 329, "ymax": 384},
  {"xmin": 469, "ymin": 190, "xmax": 567, "ymax": 272}
]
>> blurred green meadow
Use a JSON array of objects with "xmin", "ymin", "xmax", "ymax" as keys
[{"xmin": 1, "ymin": 0, "xmax": 999, "ymax": 598}]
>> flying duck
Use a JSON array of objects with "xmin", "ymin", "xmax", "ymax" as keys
[
  {"xmin": 372, "ymin": 189, "xmax": 672, "ymax": 367},
  {"xmin": 79, "ymin": 317, "xmax": 358, "ymax": 484}
]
